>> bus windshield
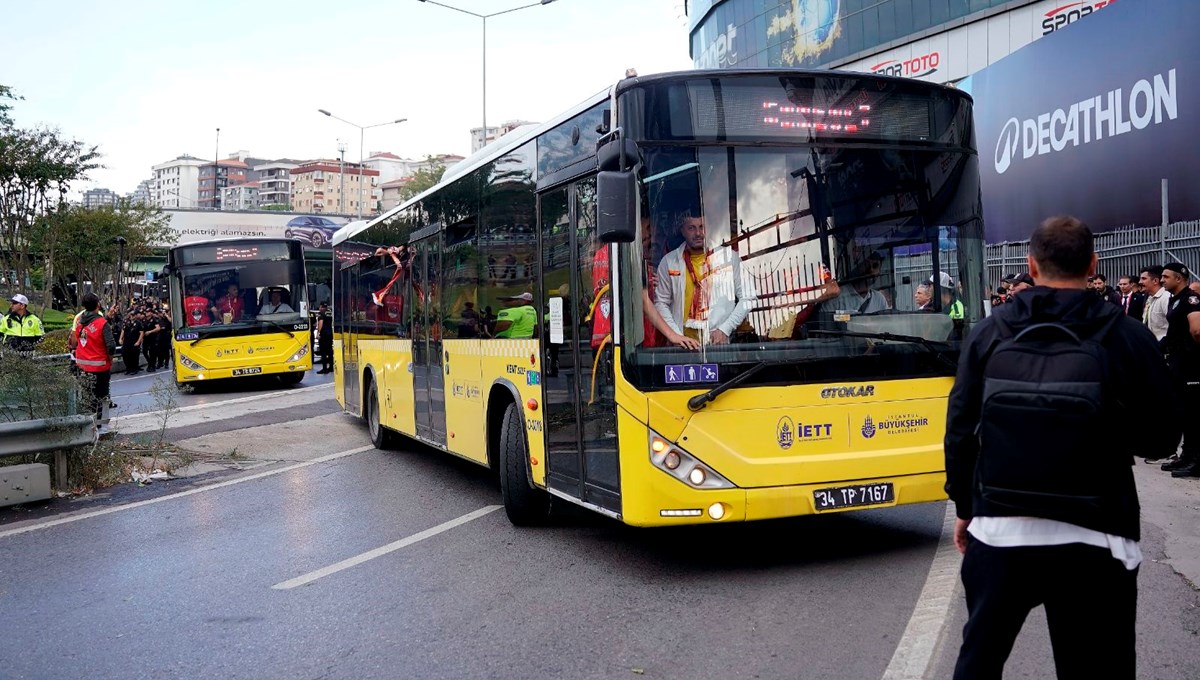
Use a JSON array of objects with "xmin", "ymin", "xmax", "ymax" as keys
[
  {"xmin": 614, "ymin": 73, "xmax": 982, "ymax": 390},
  {"xmin": 174, "ymin": 258, "xmax": 308, "ymax": 330}
]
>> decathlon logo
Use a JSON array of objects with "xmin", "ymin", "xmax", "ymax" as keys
[
  {"xmin": 992, "ymin": 69, "xmax": 1178, "ymax": 175},
  {"xmin": 995, "ymin": 117, "xmax": 1020, "ymax": 175}
]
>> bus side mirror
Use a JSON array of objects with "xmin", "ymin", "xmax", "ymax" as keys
[{"xmin": 597, "ymin": 170, "xmax": 636, "ymax": 243}]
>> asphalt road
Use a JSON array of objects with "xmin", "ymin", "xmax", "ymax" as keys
[
  {"xmin": 2, "ymin": 390, "xmax": 1199, "ymax": 679},
  {"xmin": 108, "ymin": 367, "xmax": 335, "ymax": 417}
]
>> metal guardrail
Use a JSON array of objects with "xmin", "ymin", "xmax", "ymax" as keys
[{"xmin": 0, "ymin": 415, "xmax": 97, "ymax": 457}]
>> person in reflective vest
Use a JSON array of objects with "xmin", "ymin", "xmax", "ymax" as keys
[
  {"xmin": 2, "ymin": 293, "xmax": 45, "ymax": 352},
  {"xmin": 69, "ymin": 292, "xmax": 116, "ymax": 420}
]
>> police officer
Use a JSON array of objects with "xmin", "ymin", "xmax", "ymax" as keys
[
  {"xmin": 317, "ymin": 302, "xmax": 333, "ymax": 374},
  {"xmin": 1, "ymin": 294, "xmax": 45, "ymax": 352},
  {"xmin": 1160, "ymin": 262, "xmax": 1200, "ymax": 477},
  {"xmin": 119, "ymin": 309, "xmax": 144, "ymax": 375}
]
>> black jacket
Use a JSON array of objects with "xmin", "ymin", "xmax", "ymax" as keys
[
  {"xmin": 1124, "ymin": 290, "xmax": 1148, "ymax": 321},
  {"xmin": 945, "ymin": 287, "xmax": 1182, "ymax": 540}
]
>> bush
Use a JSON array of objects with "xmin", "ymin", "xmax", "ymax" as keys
[
  {"xmin": 36, "ymin": 329, "xmax": 71, "ymax": 355},
  {"xmin": 0, "ymin": 351, "xmax": 80, "ymax": 421}
]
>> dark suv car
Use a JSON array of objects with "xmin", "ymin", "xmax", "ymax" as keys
[{"xmin": 285, "ymin": 215, "xmax": 342, "ymax": 248}]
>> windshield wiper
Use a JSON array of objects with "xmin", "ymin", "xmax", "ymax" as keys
[
  {"xmin": 260, "ymin": 319, "xmax": 296, "ymax": 338},
  {"xmin": 808, "ymin": 329, "xmax": 958, "ymax": 371},
  {"xmin": 687, "ymin": 359, "xmax": 796, "ymax": 412}
]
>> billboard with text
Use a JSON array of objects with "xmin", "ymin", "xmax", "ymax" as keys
[
  {"xmin": 964, "ymin": 0, "xmax": 1198, "ymax": 242},
  {"xmin": 160, "ymin": 210, "xmax": 350, "ymax": 250}
]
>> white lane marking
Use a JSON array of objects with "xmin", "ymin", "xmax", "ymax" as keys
[
  {"xmin": 0, "ymin": 445, "xmax": 374, "ymax": 540},
  {"xmin": 111, "ymin": 373, "xmax": 159, "ymax": 384},
  {"xmin": 113, "ymin": 383, "xmax": 329, "ymax": 423},
  {"xmin": 880, "ymin": 502, "xmax": 962, "ymax": 680},
  {"xmin": 271, "ymin": 505, "xmax": 503, "ymax": 590}
]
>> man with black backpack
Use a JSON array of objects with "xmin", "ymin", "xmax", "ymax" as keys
[{"xmin": 945, "ymin": 216, "xmax": 1181, "ymax": 679}]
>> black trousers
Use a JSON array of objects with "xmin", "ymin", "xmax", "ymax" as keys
[
  {"xmin": 954, "ymin": 537, "xmax": 1137, "ymax": 680},
  {"xmin": 121, "ymin": 344, "xmax": 140, "ymax": 372},
  {"xmin": 1180, "ymin": 382, "xmax": 1200, "ymax": 462},
  {"xmin": 80, "ymin": 370, "xmax": 111, "ymax": 418},
  {"xmin": 320, "ymin": 335, "xmax": 333, "ymax": 369}
]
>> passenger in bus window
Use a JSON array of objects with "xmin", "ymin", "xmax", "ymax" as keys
[
  {"xmin": 653, "ymin": 212, "xmax": 750, "ymax": 345},
  {"xmin": 183, "ymin": 286, "xmax": 213, "ymax": 326},
  {"xmin": 638, "ymin": 214, "xmax": 699, "ymax": 350},
  {"xmin": 213, "ymin": 282, "xmax": 244, "ymax": 324}
]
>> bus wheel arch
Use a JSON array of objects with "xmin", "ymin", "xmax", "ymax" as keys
[
  {"xmin": 489, "ymin": 382, "xmax": 551, "ymax": 525},
  {"xmin": 363, "ymin": 368, "xmax": 399, "ymax": 449}
]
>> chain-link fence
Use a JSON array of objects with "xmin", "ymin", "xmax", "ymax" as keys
[{"xmin": 987, "ymin": 220, "xmax": 1200, "ymax": 289}]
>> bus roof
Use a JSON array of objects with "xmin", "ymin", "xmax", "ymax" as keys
[
  {"xmin": 332, "ymin": 86, "xmax": 611, "ymax": 247},
  {"xmin": 331, "ymin": 68, "xmax": 973, "ymax": 247}
]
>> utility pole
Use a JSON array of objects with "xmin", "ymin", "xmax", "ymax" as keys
[
  {"xmin": 337, "ymin": 141, "xmax": 347, "ymax": 215},
  {"xmin": 213, "ymin": 127, "xmax": 221, "ymax": 210}
]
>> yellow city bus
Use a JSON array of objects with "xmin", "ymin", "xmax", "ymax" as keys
[
  {"xmin": 166, "ymin": 238, "xmax": 313, "ymax": 388},
  {"xmin": 333, "ymin": 69, "xmax": 984, "ymax": 526}
]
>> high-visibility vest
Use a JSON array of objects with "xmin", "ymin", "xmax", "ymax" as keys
[{"xmin": 73, "ymin": 316, "xmax": 113, "ymax": 372}]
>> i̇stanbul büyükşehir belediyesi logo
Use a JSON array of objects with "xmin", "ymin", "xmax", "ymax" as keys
[{"xmin": 992, "ymin": 69, "xmax": 1179, "ymax": 175}]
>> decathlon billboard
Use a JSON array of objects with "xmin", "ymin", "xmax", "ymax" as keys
[{"xmin": 966, "ymin": 0, "xmax": 1198, "ymax": 242}]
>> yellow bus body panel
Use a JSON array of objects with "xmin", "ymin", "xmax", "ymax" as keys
[
  {"xmin": 174, "ymin": 332, "xmax": 311, "ymax": 381},
  {"xmin": 443, "ymin": 339, "xmax": 486, "ymax": 465}
]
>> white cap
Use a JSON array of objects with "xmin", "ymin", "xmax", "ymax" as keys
[
  {"xmin": 500, "ymin": 292, "xmax": 533, "ymax": 302},
  {"xmin": 927, "ymin": 272, "xmax": 954, "ymax": 289},
  {"xmin": 10, "ymin": 294, "xmax": 29, "ymax": 305}
]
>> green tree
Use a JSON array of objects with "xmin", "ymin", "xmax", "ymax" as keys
[
  {"xmin": 35, "ymin": 202, "xmax": 175, "ymax": 308},
  {"xmin": 0, "ymin": 86, "xmax": 101, "ymax": 303},
  {"xmin": 398, "ymin": 156, "xmax": 447, "ymax": 201}
]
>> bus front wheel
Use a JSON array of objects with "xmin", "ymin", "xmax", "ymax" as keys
[
  {"xmin": 279, "ymin": 371, "xmax": 304, "ymax": 386},
  {"xmin": 498, "ymin": 401, "xmax": 550, "ymax": 526}
]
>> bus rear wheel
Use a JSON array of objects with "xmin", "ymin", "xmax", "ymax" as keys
[
  {"xmin": 367, "ymin": 380, "xmax": 400, "ymax": 450},
  {"xmin": 498, "ymin": 401, "xmax": 550, "ymax": 526}
]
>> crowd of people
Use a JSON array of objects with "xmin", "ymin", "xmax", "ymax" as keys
[{"xmin": 988, "ymin": 263, "xmax": 1200, "ymax": 478}]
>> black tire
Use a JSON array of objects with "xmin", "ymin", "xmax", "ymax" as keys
[
  {"xmin": 309, "ymin": 231, "xmax": 325, "ymax": 248},
  {"xmin": 367, "ymin": 379, "xmax": 401, "ymax": 450},
  {"xmin": 279, "ymin": 371, "xmax": 304, "ymax": 386},
  {"xmin": 498, "ymin": 401, "xmax": 550, "ymax": 526}
]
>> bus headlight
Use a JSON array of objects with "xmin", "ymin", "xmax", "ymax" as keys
[
  {"xmin": 287, "ymin": 344, "xmax": 310, "ymax": 363},
  {"xmin": 178, "ymin": 354, "xmax": 206, "ymax": 371},
  {"xmin": 648, "ymin": 431, "xmax": 734, "ymax": 490}
]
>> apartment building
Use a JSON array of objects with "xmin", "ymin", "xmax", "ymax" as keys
[
  {"xmin": 251, "ymin": 160, "xmax": 299, "ymax": 209},
  {"xmin": 151, "ymin": 155, "xmax": 207, "ymax": 208},
  {"xmin": 291, "ymin": 160, "xmax": 380, "ymax": 215},
  {"xmin": 82, "ymin": 188, "xmax": 120, "ymax": 209},
  {"xmin": 198, "ymin": 159, "xmax": 249, "ymax": 210}
]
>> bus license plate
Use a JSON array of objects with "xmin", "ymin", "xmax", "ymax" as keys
[
  {"xmin": 232, "ymin": 367, "xmax": 263, "ymax": 376},
  {"xmin": 813, "ymin": 483, "xmax": 894, "ymax": 511}
]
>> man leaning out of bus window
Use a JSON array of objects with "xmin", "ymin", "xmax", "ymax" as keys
[{"xmin": 654, "ymin": 211, "xmax": 752, "ymax": 345}]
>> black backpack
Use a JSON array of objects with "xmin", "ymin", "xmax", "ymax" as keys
[{"xmin": 977, "ymin": 312, "xmax": 1124, "ymax": 516}]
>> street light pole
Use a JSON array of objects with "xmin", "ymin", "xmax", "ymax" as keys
[
  {"xmin": 416, "ymin": 0, "xmax": 557, "ymax": 149},
  {"xmin": 317, "ymin": 110, "xmax": 407, "ymax": 219},
  {"xmin": 214, "ymin": 127, "xmax": 220, "ymax": 211}
]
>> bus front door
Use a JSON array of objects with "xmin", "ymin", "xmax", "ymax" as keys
[
  {"xmin": 341, "ymin": 264, "xmax": 361, "ymax": 416},
  {"xmin": 412, "ymin": 238, "xmax": 447, "ymax": 446},
  {"xmin": 539, "ymin": 178, "xmax": 621, "ymax": 515}
]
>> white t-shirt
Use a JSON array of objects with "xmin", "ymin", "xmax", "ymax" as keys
[
  {"xmin": 968, "ymin": 516, "xmax": 1142, "ymax": 570},
  {"xmin": 835, "ymin": 286, "xmax": 890, "ymax": 314},
  {"xmin": 1144, "ymin": 287, "xmax": 1170, "ymax": 340}
]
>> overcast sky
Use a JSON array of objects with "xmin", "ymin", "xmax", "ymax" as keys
[{"xmin": 2, "ymin": 0, "xmax": 693, "ymax": 195}]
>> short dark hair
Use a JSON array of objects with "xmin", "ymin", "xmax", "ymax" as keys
[
  {"xmin": 81, "ymin": 292, "xmax": 100, "ymax": 311},
  {"xmin": 1030, "ymin": 216, "xmax": 1094, "ymax": 279},
  {"xmin": 1091, "ymin": 273, "xmax": 1106, "ymax": 283},
  {"xmin": 1119, "ymin": 275, "xmax": 1135, "ymax": 285},
  {"xmin": 1140, "ymin": 265, "xmax": 1164, "ymax": 280}
]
